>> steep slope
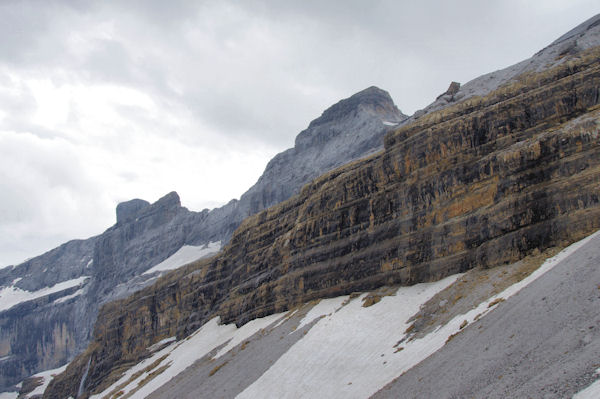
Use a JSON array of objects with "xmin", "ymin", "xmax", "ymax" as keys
[
  {"xmin": 0, "ymin": 87, "xmax": 404, "ymax": 391},
  {"xmin": 46, "ymin": 15, "xmax": 600, "ymax": 399},
  {"xmin": 45, "ymin": 231, "xmax": 599, "ymax": 399},
  {"xmin": 373, "ymin": 230, "xmax": 600, "ymax": 399}
]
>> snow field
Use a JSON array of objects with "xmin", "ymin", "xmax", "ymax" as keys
[
  {"xmin": 0, "ymin": 276, "xmax": 89, "ymax": 311},
  {"xmin": 20, "ymin": 364, "xmax": 68, "ymax": 399},
  {"xmin": 237, "ymin": 275, "xmax": 460, "ymax": 399},
  {"xmin": 295, "ymin": 295, "xmax": 349, "ymax": 331},
  {"xmin": 143, "ymin": 242, "xmax": 221, "ymax": 275},
  {"xmin": 90, "ymin": 313, "xmax": 284, "ymax": 399}
]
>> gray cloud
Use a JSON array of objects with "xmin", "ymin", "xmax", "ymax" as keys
[{"xmin": 1, "ymin": 0, "xmax": 599, "ymax": 266}]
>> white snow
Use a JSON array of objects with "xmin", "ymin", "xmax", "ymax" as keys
[
  {"xmin": 53, "ymin": 288, "xmax": 85, "ymax": 304},
  {"xmin": 237, "ymin": 275, "xmax": 460, "ymax": 399},
  {"xmin": 382, "ymin": 121, "xmax": 398, "ymax": 126},
  {"xmin": 21, "ymin": 363, "xmax": 68, "ymax": 399},
  {"xmin": 147, "ymin": 336, "xmax": 176, "ymax": 352},
  {"xmin": 0, "ymin": 276, "xmax": 89, "ymax": 312},
  {"xmin": 143, "ymin": 242, "xmax": 221, "ymax": 275},
  {"xmin": 296, "ymin": 296, "xmax": 348, "ymax": 331},
  {"xmin": 0, "ymin": 392, "xmax": 17, "ymax": 399},
  {"xmin": 90, "ymin": 312, "xmax": 284, "ymax": 399},
  {"xmin": 573, "ymin": 368, "xmax": 600, "ymax": 399}
]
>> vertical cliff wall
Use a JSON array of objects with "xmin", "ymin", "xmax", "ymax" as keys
[{"xmin": 46, "ymin": 44, "xmax": 600, "ymax": 398}]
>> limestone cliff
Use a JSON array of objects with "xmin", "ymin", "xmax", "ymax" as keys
[
  {"xmin": 46, "ymin": 34, "xmax": 600, "ymax": 399},
  {"xmin": 0, "ymin": 86, "xmax": 403, "ymax": 391}
]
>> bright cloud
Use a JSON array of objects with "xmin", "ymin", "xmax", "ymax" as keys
[{"xmin": 1, "ymin": 0, "xmax": 599, "ymax": 266}]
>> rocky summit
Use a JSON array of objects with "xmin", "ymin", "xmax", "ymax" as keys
[
  {"xmin": 43, "ymin": 14, "xmax": 600, "ymax": 399},
  {"xmin": 0, "ymin": 87, "xmax": 403, "ymax": 392}
]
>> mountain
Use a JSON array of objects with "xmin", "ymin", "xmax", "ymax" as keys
[
  {"xmin": 45, "ymin": 14, "xmax": 600, "ymax": 399},
  {"xmin": 0, "ymin": 87, "xmax": 405, "ymax": 391},
  {"xmin": 41, "ymin": 230, "xmax": 599, "ymax": 399}
]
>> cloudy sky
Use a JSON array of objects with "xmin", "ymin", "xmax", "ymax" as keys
[{"xmin": 1, "ymin": 0, "xmax": 599, "ymax": 267}]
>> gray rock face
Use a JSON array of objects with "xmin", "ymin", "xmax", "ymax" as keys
[
  {"xmin": 0, "ymin": 86, "xmax": 404, "ymax": 391},
  {"xmin": 0, "ymin": 238, "xmax": 96, "ymax": 293},
  {"xmin": 116, "ymin": 199, "xmax": 150, "ymax": 225},
  {"xmin": 200, "ymin": 86, "xmax": 406, "ymax": 241}
]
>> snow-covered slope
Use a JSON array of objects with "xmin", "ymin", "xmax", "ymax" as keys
[
  {"xmin": 79, "ymin": 229, "xmax": 600, "ymax": 399},
  {"xmin": 0, "ymin": 276, "xmax": 88, "ymax": 312},
  {"xmin": 373, "ymin": 229, "xmax": 600, "ymax": 399},
  {"xmin": 21, "ymin": 364, "xmax": 68, "ymax": 399},
  {"xmin": 85, "ymin": 274, "xmax": 459, "ymax": 399},
  {"xmin": 143, "ymin": 242, "xmax": 221, "ymax": 275}
]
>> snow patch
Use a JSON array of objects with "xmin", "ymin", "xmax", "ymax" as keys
[
  {"xmin": 0, "ymin": 392, "xmax": 17, "ymax": 399},
  {"xmin": 21, "ymin": 363, "xmax": 68, "ymax": 398},
  {"xmin": 296, "ymin": 295, "xmax": 349, "ymax": 331},
  {"xmin": 573, "ymin": 367, "xmax": 600, "ymax": 399},
  {"xmin": 143, "ymin": 242, "xmax": 221, "ymax": 275},
  {"xmin": 0, "ymin": 276, "xmax": 89, "ymax": 312},
  {"xmin": 53, "ymin": 288, "xmax": 85, "ymax": 304},
  {"xmin": 237, "ymin": 275, "xmax": 460, "ymax": 399},
  {"xmin": 147, "ymin": 337, "xmax": 176, "ymax": 352},
  {"xmin": 90, "ymin": 312, "xmax": 284, "ymax": 399},
  {"xmin": 382, "ymin": 121, "xmax": 398, "ymax": 126}
]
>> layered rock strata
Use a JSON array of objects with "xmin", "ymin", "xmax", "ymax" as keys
[
  {"xmin": 0, "ymin": 87, "xmax": 403, "ymax": 391},
  {"xmin": 46, "ymin": 44, "xmax": 600, "ymax": 398}
]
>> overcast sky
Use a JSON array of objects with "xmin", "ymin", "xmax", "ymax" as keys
[{"xmin": 1, "ymin": 0, "xmax": 599, "ymax": 267}]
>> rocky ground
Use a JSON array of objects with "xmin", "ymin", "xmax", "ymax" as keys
[{"xmin": 373, "ymin": 231, "xmax": 600, "ymax": 399}]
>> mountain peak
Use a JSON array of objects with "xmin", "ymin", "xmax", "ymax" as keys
[
  {"xmin": 116, "ymin": 198, "xmax": 150, "ymax": 225},
  {"xmin": 115, "ymin": 192, "xmax": 181, "ymax": 225},
  {"xmin": 308, "ymin": 86, "xmax": 404, "ymax": 129},
  {"xmin": 153, "ymin": 191, "xmax": 181, "ymax": 209}
]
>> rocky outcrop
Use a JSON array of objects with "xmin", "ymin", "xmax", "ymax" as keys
[
  {"xmin": 196, "ymin": 86, "xmax": 406, "ymax": 242},
  {"xmin": 0, "ymin": 87, "xmax": 403, "ymax": 391},
  {"xmin": 115, "ymin": 199, "xmax": 150, "ymax": 225},
  {"xmin": 435, "ymin": 81, "xmax": 460, "ymax": 101},
  {"xmin": 0, "ymin": 239, "xmax": 96, "ymax": 293},
  {"xmin": 46, "ymin": 38, "xmax": 600, "ymax": 398}
]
